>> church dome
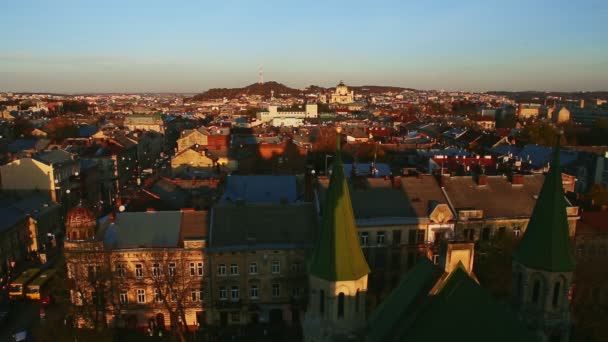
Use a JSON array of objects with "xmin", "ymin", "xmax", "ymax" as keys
[{"xmin": 65, "ymin": 203, "xmax": 97, "ymax": 241}]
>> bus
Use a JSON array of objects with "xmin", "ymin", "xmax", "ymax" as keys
[
  {"xmin": 8, "ymin": 268, "xmax": 40, "ymax": 299},
  {"xmin": 26, "ymin": 269, "xmax": 56, "ymax": 300}
]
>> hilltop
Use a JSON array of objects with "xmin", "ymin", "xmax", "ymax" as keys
[{"xmin": 189, "ymin": 82, "xmax": 416, "ymax": 101}]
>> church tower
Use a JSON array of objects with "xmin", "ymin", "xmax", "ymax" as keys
[
  {"xmin": 512, "ymin": 137, "xmax": 576, "ymax": 342},
  {"xmin": 303, "ymin": 127, "xmax": 370, "ymax": 342}
]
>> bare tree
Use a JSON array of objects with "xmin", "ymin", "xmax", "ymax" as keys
[{"xmin": 139, "ymin": 250, "xmax": 204, "ymax": 342}]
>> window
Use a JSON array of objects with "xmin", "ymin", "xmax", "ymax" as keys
[
  {"xmin": 463, "ymin": 229, "xmax": 475, "ymax": 241},
  {"xmin": 197, "ymin": 262, "xmax": 204, "ymax": 276},
  {"xmin": 154, "ymin": 289, "xmax": 163, "ymax": 303},
  {"xmin": 152, "ymin": 263, "xmax": 160, "ymax": 277},
  {"xmin": 190, "ymin": 262, "xmax": 196, "ymax": 276},
  {"xmin": 250, "ymin": 285, "xmax": 259, "ymax": 299},
  {"xmin": 249, "ymin": 262, "xmax": 258, "ymax": 275},
  {"xmin": 135, "ymin": 264, "xmax": 143, "ymax": 278},
  {"xmin": 360, "ymin": 232, "xmax": 369, "ymax": 246},
  {"xmin": 292, "ymin": 287, "xmax": 301, "ymax": 298},
  {"xmin": 319, "ymin": 290, "xmax": 325, "ymax": 314},
  {"xmin": 168, "ymin": 262, "xmax": 176, "ymax": 276},
  {"xmin": 231, "ymin": 312, "xmax": 240, "ymax": 323},
  {"xmin": 217, "ymin": 264, "xmax": 226, "ymax": 276},
  {"xmin": 117, "ymin": 264, "xmax": 126, "ymax": 277},
  {"xmin": 409, "ymin": 229, "xmax": 425, "ymax": 244},
  {"xmin": 481, "ymin": 227, "xmax": 491, "ymax": 241},
  {"xmin": 191, "ymin": 289, "xmax": 203, "ymax": 302},
  {"xmin": 290, "ymin": 262, "xmax": 301, "ymax": 273},
  {"xmin": 230, "ymin": 264, "xmax": 239, "ymax": 275},
  {"xmin": 231, "ymin": 286, "xmax": 240, "ymax": 301},
  {"xmin": 392, "ymin": 230, "xmax": 401, "ymax": 245},
  {"xmin": 552, "ymin": 282, "xmax": 561, "ymax": 307},
  {"xmin": 119, "ymin": 292, "xmax": 128, "ymax": 304},
  {"xmin": 377, "ymin": 231, "xmax": 385, "ymax": 245},
  {"xmin": 532, "ymin": 280, "xmax": 541, "ymax": 305},
  {"xmin": 271, "ymin": 261, "xmax": 280, "ymax": 274},
  {"xmin": 272, "ymin": 284, "xmax": 280, "ymax": 298},
  {"xmin": 432, "ymin": 254, "xmax": 440, "ymax": 265},
  {"xmin": 137, "ymin": 289, "xmax": 146, "ymax": 303},
  {"xmin": 170, "ymin": 290, "xmax": 177, "ymax": 302},
  {"xmin": 337, "ymin": 293, "xmax": 345, "ymax": 318},
  {"xmin": 514, "ymin": 227, "xmax": 521, "ymax": 237},
  {"xmin": 219, "ymin": 287, "xmax": 227, "ymax": 300},
  {"xmin": 416, "ymin": 230, "xmax": 425, "ymax": 243},
  {"xmin": 87, "ymin": 266, "xmax": 95, "ymax": 280}
]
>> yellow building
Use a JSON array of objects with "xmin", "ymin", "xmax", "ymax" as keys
[
  {"xmin": 330, "ymin": 81, "xmax": 355, "ymax": 104},
  {"xmin": 170, "ymin": 148, "xmax": 215, "ymax": 176},
  {"xmin": 64, "ymin": 206, "xmax": 209, "ymax": 332}
]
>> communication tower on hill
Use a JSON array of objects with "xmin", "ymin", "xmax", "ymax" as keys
[{"xmin": 258, "ymin": 66, "xmax": 264, "ymax": 85}]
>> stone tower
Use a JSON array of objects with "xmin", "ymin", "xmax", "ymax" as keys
[
  {"xmin": 512, "ymin": 137, "xmax": 576, "ymax": 342},
  {"xmin": 303, "ymin": 127, "xmax": 370, "ymax": 342}
]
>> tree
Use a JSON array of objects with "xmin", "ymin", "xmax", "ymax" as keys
[
  {"xmin": 44, "ymin": 116, "xmax": 78, "ymax": 142},
  {"xmin": 137, "ymin": 251, "xmax": 204, "ymax": 342}
]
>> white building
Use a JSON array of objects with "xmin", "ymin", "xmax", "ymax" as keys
[{"xmin": 256, "ymin": 104, "xmax": 318, "ymax": 122}]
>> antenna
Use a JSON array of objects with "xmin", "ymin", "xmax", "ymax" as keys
[{"xmin": 258, "ymin": 66, "xmax": 264, "ymax": 85}]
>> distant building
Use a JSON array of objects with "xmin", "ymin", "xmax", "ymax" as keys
[
  {"xmin": 256, "ymin": 104, "xmax": 318, "ymax": 123},
  {"xmin": 124, "ymin": 114, "xmax": 164, "ymax": 133},
  {"xmin": 329, "ymin": 81, "xmax": 355, "ymax": 105}
]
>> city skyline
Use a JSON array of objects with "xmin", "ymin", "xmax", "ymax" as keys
[{"xmin": 1, "ymin": 0, "xmax": 607, "ymax": 93}]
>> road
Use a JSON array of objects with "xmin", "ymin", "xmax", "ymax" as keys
[{"xmin": 0, "ymin": 299, "xmax": 40, "ymax": 341}]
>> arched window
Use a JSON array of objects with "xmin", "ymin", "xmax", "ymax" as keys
[
  {"xmin": 337, "ymin": 293, "xmax": 345, "ymax": 318},
  {"xmin": 319, "ymin": 290, "xmax": 325, "ymax": 314},
  {"xmin": 355, "ymin": 290, "xmax": 360, "ymax": 313},
  {"xmin": 552, "ymin": 281, "xmax": 561, "ymax": 307},
  {"xmin": 532, "ymin": 279, "xmax": 541, "ymax": 305}
]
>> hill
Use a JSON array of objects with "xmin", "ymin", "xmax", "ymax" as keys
[{"xmin": 190, "ymin": 81, "xmax": 301, "ymax": 101}]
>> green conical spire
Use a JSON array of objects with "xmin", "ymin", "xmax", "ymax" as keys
[
  {"xmin": 309, "ymin": 128, "xmax": 371, "ymax": 281},
  {"xmin": 513, "ymin": 136, "xmax": 576, "ymax": 272}
]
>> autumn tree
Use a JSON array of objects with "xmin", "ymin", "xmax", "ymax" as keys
[{"xmin": 44, "ymin": 116, "xmax": 78, "ymax": 142}]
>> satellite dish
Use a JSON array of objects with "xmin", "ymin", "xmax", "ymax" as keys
[{"xmin": 119, "ymin": 205, "xmax": 125, "ymax": 212}]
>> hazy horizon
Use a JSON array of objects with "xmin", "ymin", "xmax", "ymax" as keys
[{"xmin": 1, "ymin": 0, "xmax": 607, "ymax": 93}]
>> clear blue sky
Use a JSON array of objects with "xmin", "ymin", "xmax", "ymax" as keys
[{"xmin": 1, "ymin": 0, "xmax": 607, "ymax": 93}]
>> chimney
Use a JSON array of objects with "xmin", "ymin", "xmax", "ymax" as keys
[
  {"xmin": 512, "ymin": 174, "xmax": 524, "ymax": 185},
  {"xmin": 477, "ymin": 174, "xmax": 487, "ymax": 186},
  {"xmin": 439, "ymin": 241, "xmax": 475, "ymax": 275}
]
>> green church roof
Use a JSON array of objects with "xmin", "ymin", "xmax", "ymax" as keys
[
  {"xmin": 366, "ymin": 260, "xmax": 538, "ymax": 342},
  {"xmin": 513, "ymin": 137, "xmax": 576, "ymax": 272},
  {"xmin": 309, "ymin": 132, "xmax": 370, "ymax": 281}
]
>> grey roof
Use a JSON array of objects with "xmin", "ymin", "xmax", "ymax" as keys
[
  {"xmin": 34, "ymin": 149, "xmax": 73, "ymax": 165},
  {"xmin": 442, "ymin": 174, "xmax": 545, "ymax": 219},
  {"xmin": 11, "ymin": 195, "xmax": 58, "ymax": 219},
  {"xmin": 210, "ymin": 203, "xmax": 317, "ymax": 250},
  {"xmin": 221, "ymin": 175, "xmax": 298, "ymax": 204},
  {"xmin": 0, "ymin": 207, "xmax": 27, "ymax": 233},
  {"xmin": 318, "ymin": 175, "xmax": 449, "ymax": 223},
  {"xmin": 104, "ymin": 211, "xmax": 182, "ymax": 249}
]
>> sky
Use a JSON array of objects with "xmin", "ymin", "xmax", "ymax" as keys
[{"xmin": 0, "ymin": 0, "xmax": 607, "ymax": 93}]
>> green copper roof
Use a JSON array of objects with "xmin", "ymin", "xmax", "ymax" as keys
[
  {"xmin": 366, "ymin": 260, "xmax": 538, "ymax": 342},
  {"xmin": 513, "ymin": 137, "xmax": 576, "ymax": 272},
  {"xmin": 309, "ymin": 133, "xmax": 370, "ymax": 281}
]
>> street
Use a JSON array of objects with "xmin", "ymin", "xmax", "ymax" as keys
[{"xmin": 0, "ymin": 299, "xmax": 40, "ymax": 341}]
